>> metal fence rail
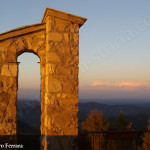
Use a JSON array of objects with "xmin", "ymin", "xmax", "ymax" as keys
[{"xmin": 88, "ymin": 130, "xmax": 150, "ymax": 150}]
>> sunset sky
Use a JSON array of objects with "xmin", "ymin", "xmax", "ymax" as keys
[{"xmin": 1, "ymin": 1, "xmax": 150, "ymax": 101}]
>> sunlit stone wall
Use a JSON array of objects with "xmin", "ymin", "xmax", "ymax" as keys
[
  {"xmin": 43, "ymin": 16, "xmax": 79, "ymax": 136},
  {"xmin": 0, "ymin": 29, "xmax": 46, "ymax": 135},
  {"xmin": 0, "ymin": 8, "xmax": 86, "ymax": 150}
]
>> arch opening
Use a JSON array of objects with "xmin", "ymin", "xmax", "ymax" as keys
[
  {"xmin": 17, "ymin": 52, "xmax": 41, "ymax": 136},
  {"xmin": 17, "ymin": 49, "xmax": 40, "ymax": 59}
]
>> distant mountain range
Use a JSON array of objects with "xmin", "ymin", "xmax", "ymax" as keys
[
  {"xmin": 18, "ymin": 88, "xmax": 150, "ymax": 105},
  {"xmin": 18, "ymin": 89, "xmax": 40, "ymax": 101},
  {"xmin": 79, "ymin": 101, "xmax": 150, "ymax": 117},
  {"xmin": 17, "ymin": 100, "xmax": 150, "ymax": 134},
  {"xmin": 78, "ymin": 101, "xmax": 150, "ymax": 129}
]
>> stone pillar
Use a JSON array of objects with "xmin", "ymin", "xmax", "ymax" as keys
[
  {"xmin": 0, "ymin": 62, "xmax": 18, "ymax": 144},
  {"xmin": 41, "ymin": 8, "xmax": 87, "ymax": 150},
  {"xmin": 44, "ymin": 17, "xmax": 79, "ymax": 135}
]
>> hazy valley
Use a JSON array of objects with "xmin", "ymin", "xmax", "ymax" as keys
[{"xmin": 17, "ymin": 99, "xmax": 150, "ymax": 134}]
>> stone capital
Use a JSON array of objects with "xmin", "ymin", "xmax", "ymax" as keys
[{"xmin": 42, "ymin": 8, "xmax": 87, "ymax": 27}]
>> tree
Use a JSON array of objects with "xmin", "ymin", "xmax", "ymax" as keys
[
  {"xmin": 81, "ymin": 109, "xmax": 109, "ymax": 132},
  {"xmin": 81, "ymin": 109, "xmax": 109, "ymax": 150},
  {"xmin": 114, "ymin": 111, "xmax": 136, "ymax": 150},
  {"xmin": 116, "ymin": 110, "xmax": 128, "ymax": 130},
  {"xmin": 140, "ymin": 118, "xmax": 150, "ymax": 150}
]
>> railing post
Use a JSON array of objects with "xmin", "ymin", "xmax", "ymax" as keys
[
  {"xmin": 148, "ymin": 130, "xmax": 149, "ymax": 149},
  {"xmin": 99, "ymin": 133, "xmax": 100, "ymax": 150},
  {"xmin": 93, "ymin": 132, "xmax": 94, "ymax": 150}
]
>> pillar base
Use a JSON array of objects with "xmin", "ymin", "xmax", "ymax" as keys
[{"xmin": 41, "ymin": 135, "xmax": 78, "ymax": 150}]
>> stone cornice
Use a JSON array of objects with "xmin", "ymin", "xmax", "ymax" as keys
[
  {"xmin": 0, "ymin": 23, "xmax": 46, "ymax": 41},
  {"xmin": 42, "ymin": 8, "xmax": 87, "ymax": 27}
]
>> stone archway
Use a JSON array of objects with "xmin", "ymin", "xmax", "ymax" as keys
[{"xmin": 0, "ymin": 8, "xmax": 87, "ymax": 149}]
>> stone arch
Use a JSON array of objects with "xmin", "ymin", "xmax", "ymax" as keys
[
  {"xmin": 0, "ymin": 8, "xmax": 87, "ymax": 149},
  {"xmin": 17, "ymin": 51, "xmax": 41, "ymax": 135},
  {"xmin": 17, "ymin": 49, "xmax": 40, "ymax": 59},
  {"xmin": 0, "ymin": 29, "xmax": 46, "ymax": 134}
]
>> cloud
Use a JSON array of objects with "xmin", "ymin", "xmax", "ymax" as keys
[
  {"xmin": 92, "ymin": 81, "xmax": 150, "ymax": 87},
  {"xmin": 79, "ymin": 81, "xmax": 150, "ymax": 100}
]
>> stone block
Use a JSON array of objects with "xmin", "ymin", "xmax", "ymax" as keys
[
  {"xmin": 62, "ymin": 80, "xmax": 74, "ymax": 94},
  {"xmin": 70, "ymin": 33, "xmax": 79, "ymax": 47},
  {"xmin": 0, "ymin": 92, "xmax": 9, "ymax": 104},
  {"xmin": 34, "ymin": 40, "xmax": 45, "ymax": 52},
  {"xmin": 63, "ymin": 33, "xmax": 69, "ymax": 43},
  {"xmin": 56, "ymin": 66, "xmax": 71, "ymax": 75},
  {"xmin": 53, "ymin": 19, "xmax": 71, "ymax": 32},
  {"xmin": 71, "ymin": 56, "xmax": 79, "ymax": 65},
  {"xmin": 0, "ymin": 80, "xmax": 4, "ymax": 92},
  {"xmin": 1, "ymin": 64, "xmax": 17, "ymax": 77},
  {"xmin": 49, "ymin": 32, "xmax": 62, "ymax": 41},
  {"xmin": 56, "ymin": 93, "xmax": 69, "ymax": 99},
  {"xmin": 71, "ymin": 47, "xmax": 78, "ymax": 56},
  {"xmin": 73, "ymin": 33, "xmax": 79, "ymax": 44},
  {"xmin": 70, "ymin": 24, "xmax": 75, "ymax": 33},
  {"xmin": 58, "ymin": 98, "xmax": 78, "ymax": 105},
  {"xmin": 47, "ymin": 106, "xmax": 55, "ymax": 115},
  {"xmin": 64, "ymin": 128, "xmax": 78, "ymax": 135},
  {"xmin": 57, "ymin": 94, "xmax": 78, "ymax": 99},
  {"xmin": 44, "ymin": 115, "xmax": 53, "ymax": 130},
  {"xmin": 45, "ymin": 93, "xmax": 51, "ymax": 105},
  {"xmin": 46, "ymin": 63, "xmax": 56, "ymax": 75},
  {"xmin": 46, "ymin": 76, "xmax": 62, "ymax": 92},
  {"xmin": 71, "ymin": 65, "xmax": 79, "ymax": 76},
  {"xmin": 54, "ymin": 112, "xmax": 70, "ymax": 128},
  {"xmin": 58, "ymin": 47, "xmax": 70, "ymax": 56},
  {"xmin": 0, "ymin": 123, "xmax": 16, "ymax": 135},
  {"xmin": 46, "ymin": 52, "xmax": 61, "ymax": 63},
  {"xmin": 14, "ymin": 38, "xmax": 28, "ymax": 52},
  {"xmin": 6, "ymin": 54, "xmax": 16, "ymax": 62},
  {"xmin": 6, "ymin": 105, "xmax": 16, "ymax": 121},
  {"xmin": 74, "ymin": 24, "xmax": 79, "ymax": 33},
  {"xmin": 45, "ymin": 92, "xmax": 57, "ymax": 105},
  {"xmin": 37, "ymin": 49, "xmax": 45, "ymax": 58},
  {"xmin": 68, "ymin": 24, "xmax": 79, "ymax": 33},
  {"xmin": 3, "ymin": 77, "xmax": 14, "ymax": 92}
]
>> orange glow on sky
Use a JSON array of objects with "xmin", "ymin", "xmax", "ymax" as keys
[{"xmin": 92, "ymin": 81, "xmax": 150, "ymax": 87}]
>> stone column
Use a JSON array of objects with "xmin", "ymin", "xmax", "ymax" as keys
[
  {"xmin": 41, "ymin": 17, "xmax": 77, "ymax": 150},
  {"xmin": 41, "ymin": 8, "xmax": 87, "ymax": 150},
  {"xmin": 44, "ymin": 18, "xmax": 78, "ymax": 133},
  {"xmin": 0, "ymin": 62, "xmax": 18, "ymax": 144}
]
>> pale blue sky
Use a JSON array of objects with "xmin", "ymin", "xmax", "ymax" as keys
[{"xmin": 1, "ymin": 0, "xmax": 150, "ymax": 99}]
